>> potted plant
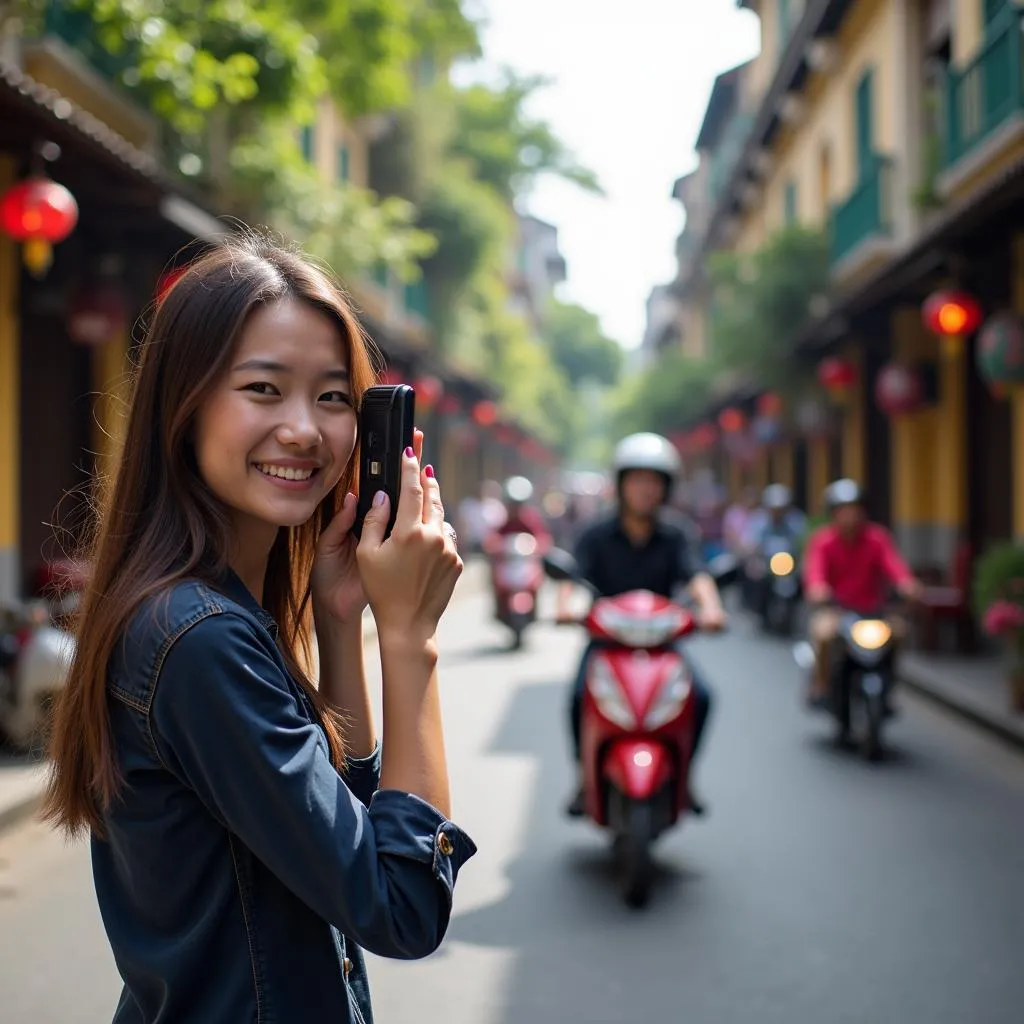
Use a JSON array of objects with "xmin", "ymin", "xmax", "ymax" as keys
[{"xmin": 972, "ymin": 542, "xmax": 1024, "ymax": 712}]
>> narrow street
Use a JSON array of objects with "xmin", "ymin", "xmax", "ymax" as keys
[{"xmin": 3, "ymin": 580, "xmax": 1024, "ymax": 1023}]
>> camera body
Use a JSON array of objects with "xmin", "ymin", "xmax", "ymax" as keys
[{"xmin": 354, "ymin": 384, "xmax": 416, "ymax": 540}]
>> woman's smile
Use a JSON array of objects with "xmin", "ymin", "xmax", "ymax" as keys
[{"xmin": 252, "ymin": 460, "xmax": 323, "ymax": 490}]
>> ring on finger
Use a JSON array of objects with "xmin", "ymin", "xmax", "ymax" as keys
[{"xmin": 443, "ymin": 522, "xmax": 458, "ymax": 548}]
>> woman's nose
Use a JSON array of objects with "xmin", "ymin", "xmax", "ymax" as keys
[{"xmin": 277, "ymin": 403, "xmax": 321, "ymax": 447}]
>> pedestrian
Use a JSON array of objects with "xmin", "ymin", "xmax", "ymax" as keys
[{"xmin": 40, "ymin": 233, "xmax": 476, "ymax": 1024}]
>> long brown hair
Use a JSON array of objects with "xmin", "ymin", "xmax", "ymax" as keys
[{"xmin": 42, "ymin": 233, "xmax": 377, "ymax": 837}]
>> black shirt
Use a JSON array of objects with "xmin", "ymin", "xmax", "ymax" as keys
[{"xmin": 573, "ymin": 512, "xmax": 706, "ymax": 598}]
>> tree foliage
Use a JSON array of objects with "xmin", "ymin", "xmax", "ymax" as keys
[
  {"xmin": 543, "ymin": 299, "xmax": 622, "ymax": 387},
  {"xmin": 613, "ymin": 353, "xmax": 719, "ymax": 437}
]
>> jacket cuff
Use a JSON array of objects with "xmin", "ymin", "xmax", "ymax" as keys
[
  {"xmin": 369, "ymin": 789, "xmax": 477, "ymax": 894},
  {"xmin": 343, "ymin": 742, "xmax": 382, "ymax": 807}
]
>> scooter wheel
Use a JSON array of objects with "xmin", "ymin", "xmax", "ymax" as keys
[{"xmin": 616, "ymin": 803, "xmax": 655, "ymax": 908}]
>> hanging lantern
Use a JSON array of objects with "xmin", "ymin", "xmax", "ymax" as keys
[
  {"xmin": 0, "ymin": 176, "xmax": 79, "ymax": 276},
  {"xmin": 922, "ymin": 289, "xmax": 982, "ymax": 358},
  {"xmin": 875, "ymin": 362, "xmax": 924, "ymax": 417},
  {"xmin": 472, "ymin": 399, "xmax": 498, "ymax": 426},
  {"xmin": 756, "ymin": 391, "xmax": 783, "ymax": 418},
  {"xmin": 718, "ymin": 407, "xmax": 746, "ymax": 433},
  {"xmin": 817, "ymin": 356, "xmax": 857, "ymax": 400},
  {"xmin": 67, "ymin": 283, "xmax": 128, "ymax": 346},
  {"xmin": 976, "ymin": 312, "xmax": 1024, "ymax": 397},
  {"xmin": 414, "ymin": 374, "xmax": 444, "ymax": 410},
  {"xmin": 439, "ymin": 393, "xmax": 460, "ymax": 416}
]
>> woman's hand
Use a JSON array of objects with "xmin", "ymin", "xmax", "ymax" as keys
[
  {"xmin": 313, "ymin": 431, "xmax": 426, "ymax": 627},
  {"xmin": 357, "ymin": 442, "xmax": 462, "ymax": 647}
]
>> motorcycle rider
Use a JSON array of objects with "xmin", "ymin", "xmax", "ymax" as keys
[
  {"xmin": 748, "ymin": 484, "xmax": 807, "ymax": 549},
  {"xmin": 555, "ymin": 433, "xmax": 727, "ymax": 818},
  {"xmin": 484, "ymin": 476, "xmax": 552, "ymax": 553},
  {"xmin": 803, "ymin": 479, "xmax": 921, "ymax": 708}
]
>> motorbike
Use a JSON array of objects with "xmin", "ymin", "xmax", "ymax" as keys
[
  {"xmin": 490, "ymin": 532, "xmax": 544, "ymax": 648},
  {"xmin": 543, "ymin": 548, "xmax": 736, "ymax": 908},
  {"xmin": 0, "ymin": 601, "xmax": 76, "ymax": 752},
  {"xmin": 794, "ymin": 607, "xmax": 899, "ymax": 761},
  {"xmin": 750, "ymin": 535, "xmax": 801, "ymax": 635}
]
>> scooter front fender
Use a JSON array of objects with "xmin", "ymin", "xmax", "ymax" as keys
[{"xmin": 602, "ymin": 739, "xmax": 674, "ymax": 801}]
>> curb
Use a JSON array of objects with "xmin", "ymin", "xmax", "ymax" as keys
[{"xmin": 901, "ymin": 672, "xmax": 1024, "ymax": 753}]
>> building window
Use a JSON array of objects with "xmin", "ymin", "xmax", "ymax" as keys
[
  {"xmin": 300, "ymin": 125, "xmax": 315, "ymax": 163},
  {"xmin": 784, "ymin": 180, "xmax": 798, "ymax": 225},
  {"xmin": 855, "ymin": 69, "xmax": 875, "ymax": 178},
  {"xmin": 337, "ymin": 143, "xmax": 350, "ymax": 182}
]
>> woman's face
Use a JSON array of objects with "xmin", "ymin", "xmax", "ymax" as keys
[{"xmin": 194, "ymin": 297, "xmax": 357, "ymax": 542}]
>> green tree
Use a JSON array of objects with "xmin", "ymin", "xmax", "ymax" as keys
[
  {"xmin": 613, "ymin": 353, "xmax": 719, "ymax": 437},
  {"xmin": 450, "ymin": 70, "xmax": 602, "ymax": 202},
  {"xmin": 543, "ymin": 299, "xmax": 622, "ymax": 387}
]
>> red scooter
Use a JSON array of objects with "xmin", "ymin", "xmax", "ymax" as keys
[
  {"xmin": 487, "ymin": 532, "xmax": 545, "ymax": 649},
  {"xmin": 544, "ymin": 548, "xmax": 735, "ymax": 907}
]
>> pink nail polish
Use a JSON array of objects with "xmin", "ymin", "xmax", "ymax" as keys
[
  {"xmin": 424, "ymin": 464, "xmax": 435, "ymax": 479},
  {"xmin": 404, "ymin": 446, "xmax": 415, "ymax": 458},
  {"xmin": 373, "ymin": 490, "xmax": 387, "ymax": 507}
]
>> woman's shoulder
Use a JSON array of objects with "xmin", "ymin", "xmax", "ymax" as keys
[{"xmin": 111, "ymin": 578, "xmax": 273, "ymax": 697}]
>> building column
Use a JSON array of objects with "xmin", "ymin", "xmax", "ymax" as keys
[
  {"xmin": 842, "ymin": 349, "xmax": 866, "ymax": 483},
  {"xmin": 890, "ymin": 307, "xmax": 945, "ymax": 567},
  {"xmin": 807, "ymin": 437, "xmax": 830, "ymax": 516},
  {"xmin": 0, "ymin": 156, "xmax": 20, "ymax": 602},
  {"xmin": 91, "ymin": 327, "xmax": 130, "ymax": 488}
]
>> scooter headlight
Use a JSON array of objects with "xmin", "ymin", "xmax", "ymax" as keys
[
  {"xmin": 644, "ymin": 664, "xmax": 692, "ymax": 730},
  {"xmin": 769, "ymin": 552, "xmax": 795, "ymax": 577},
  {"xmin": 587, "ymin": 657, "xmax": 636, "ymax": 729},
  {"xmin": 850, "ymin": 619, "xmax": 892, "ymax": 650}
]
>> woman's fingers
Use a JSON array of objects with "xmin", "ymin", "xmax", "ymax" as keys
[
  {"xmin": 413, "ymin": 428, "xmax": 424, "ymax": 463},
  {"xmin": 393, "ymin": 446, "xmax": 425, "ymax": 536},
  {"xmin": 421, "ymin": 465, "xmax": 445, "ymax": 529},
  {"xmin": 320, "ymin": 492, "xmax": 357, "ymax": 549}
]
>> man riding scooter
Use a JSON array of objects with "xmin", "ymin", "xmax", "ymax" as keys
[
  {"xmin": 746, "ymin": 485, "xmax": 807, "ymax": 626},
  {"xmin": 555, "ymin": 433, "xmax": 727, "ymax": 817},
  {"xmin": 802, "ymin": 479, "xmax": 921, "ymax": 709}
]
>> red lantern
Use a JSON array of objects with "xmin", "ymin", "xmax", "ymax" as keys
[
  {"xmin": 472, "ymin": 400, "xmax": 498, "ymax": 426},
  {"xmin": 0, "ymin": 176, "xmax": 79, "ymax": 276},
  {"xmin": 976, "ymin": 312, "xmax": 1024, "ymax": 397},
  {"xmin": 415, "ymin": 374, "xmax": 443, "ymax": 410},
  {"xmin": 756, "ymin": 391, "xmax": 783, "ymax": 418},
  {"xmin": 875, "ymin": 362, "xmax": 924, "ymax": 417},
  {"xmin": 439, "ymin": 393, "xmax": 460, "ymax": 416},
  {"xmin": 922, "ymin": 289, "xmax": 982, "ymax": 358},
  {"xmin": 817, "ymin": 356, "xmax": 857, "ymax": 396},
  {"xmin": 718, "ymin": 407, "xmax": 746, "ymax": 434},
  {"xmin": 67, "ymin": 284, "xmax": 128, "ymax": 346}
]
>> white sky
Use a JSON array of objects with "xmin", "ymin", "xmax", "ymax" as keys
[{"xmin": 455, "ymin": 0, "xmax": 761, "ymax": 349}]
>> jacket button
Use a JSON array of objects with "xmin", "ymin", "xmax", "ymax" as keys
[
  {"xmin": 437, "ymin": 832, "xmax": 455, "ymax": 857},
  {"xmin": 343, "ymin": 958, "xmax": 353, "ymax": 978}
]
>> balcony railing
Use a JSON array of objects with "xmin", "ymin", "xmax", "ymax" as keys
[
  {"xmin": 707, "ymin": 112, "xmax": 756, "ymax": 202},
  {"xmin": 830, "ymin": 154, "xmax": 892, "ymax": 266},
  {"xmin": 945, "ymin": 4, "xmax": 1024, "ymax": 168}
]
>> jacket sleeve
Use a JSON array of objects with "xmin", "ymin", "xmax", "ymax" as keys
[
  {"xmin": 343, "ymin": 743, "xmax": 382, "ymax": 809},
  {"xmin": 150, "ymin": 612, "xmax": 476, "ymax": 960}
]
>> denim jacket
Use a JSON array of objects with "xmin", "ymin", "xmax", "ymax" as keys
[{"xmin": 92, "ymin": 569, "xmax": 476, "ymax": 1023}]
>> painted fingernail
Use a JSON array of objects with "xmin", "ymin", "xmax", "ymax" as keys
[
  {"xmin": 373, "ymin": 490, "xmax": 387, "ymax": 507},
  {"xmin": 404, "ymin": 446, "xmax": 415, "ymax": 458},
  {"xmin": 424, "ymin": 464, "xmax": 435, "ymax": 479}
]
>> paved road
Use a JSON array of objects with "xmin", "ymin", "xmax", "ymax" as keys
[{"xmin": 3, "ymin": 585, "xmax": 1024, "ymax": 1023}]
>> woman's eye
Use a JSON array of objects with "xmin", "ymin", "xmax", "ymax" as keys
[
  {"xmin": 243, "ymin": 382, "xmax": 279, "ymax": 396},
  {"xmin": 321, "ymin": 390, "xmax": 352, "ymax": 405}
]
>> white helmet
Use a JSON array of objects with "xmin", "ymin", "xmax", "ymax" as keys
[
  {"xmin": 612, "ymin": 433, "xmax": 682, "ymax": 484},
  {"xmin": 502, "ymin": 476, "xmax": 534, "ymax": 504}
]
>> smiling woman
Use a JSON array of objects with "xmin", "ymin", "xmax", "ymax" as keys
[{"xmin": 40, "ymin": 231, "xmax": 475, "ymax": 1024}]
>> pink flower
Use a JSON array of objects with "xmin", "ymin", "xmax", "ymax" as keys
[{"xmin": 983, "ymin": 600, "xmax": 1024, "ymax": 637}]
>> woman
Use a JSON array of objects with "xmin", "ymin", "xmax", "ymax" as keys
[{"xmin": 41, "ymin": 234, "xmax": 475, "ymax": 1023}]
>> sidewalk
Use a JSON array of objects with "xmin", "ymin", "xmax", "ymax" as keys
[
  {"xmin": 901, "ymin": 651, "xmax": 1024, "ymax": 749},
  {"xmin": 0, "ymin": 559, "xmax": 488, "ymax": 837}
]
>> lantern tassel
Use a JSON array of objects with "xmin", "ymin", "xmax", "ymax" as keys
[{"xmin": 23, "ymin": 236, "xmax": 52, "ymax": 277}]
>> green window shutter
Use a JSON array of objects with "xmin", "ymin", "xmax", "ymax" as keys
[
  {"xmin": 983, "ymin": 0, "xmax": 1006, "ymax": 29},
  {"xmin": 784, "ymin": 181, "xmax": 798, "ymax": 225},
  {"xmin": 779, "ymin": 0, "xmax": 791, "ymax": 42},
  {"xmin": 300, "ymin": 125, "xmax": 315, "ymax": 163},
  {"xmin": 338, "ymin": 143, "xmax": 350, "ymax": 182},
  {"xmin": 855, "ymin": 69, "xmax": 874, "ymax": 178}
]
